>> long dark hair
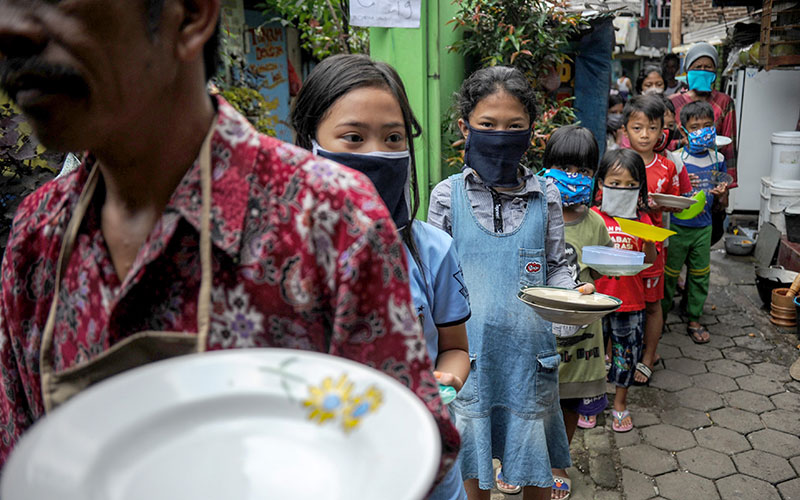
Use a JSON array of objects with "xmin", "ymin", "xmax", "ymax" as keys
[
  {"xmin": 290, "ymin": 54, "xmax": 423, "ymax": 266},
  {"xmin": 592, "ymin": 149, "xmax": 649, "ymax": 212},
  {"xmin": 457, "ymin": 65, "xmax": 538, "ymax": 123}
]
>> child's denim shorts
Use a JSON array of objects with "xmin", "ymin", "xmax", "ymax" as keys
[{"xmin": 603, "ymin": 310, "xmax": 645, "ymax": 388}]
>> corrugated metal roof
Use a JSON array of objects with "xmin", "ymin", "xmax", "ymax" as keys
[
  {"xmin": 682, "ymin": 11, "xmax": 760, "ymax": 44},
  {"xmin": 566, "ymin": 0, "xmax": 641, "ymax": 15}
]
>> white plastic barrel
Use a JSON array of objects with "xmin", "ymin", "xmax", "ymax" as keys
[
  {"xmin": 759, "ymin": 176, "xmax": 800, "ymax": 234},
  {"xmin": 770, "ymin": 131, "xmax": 800, "ymax": 182}
]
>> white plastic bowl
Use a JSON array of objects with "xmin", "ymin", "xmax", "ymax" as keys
[{"xmin": 582, "ymin": 246, "xmax": 645, "ymax": 265}]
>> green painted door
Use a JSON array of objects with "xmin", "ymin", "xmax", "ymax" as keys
[{"xmin": 370, "ymin": 0, "xmax": 464, "ymax": 221}]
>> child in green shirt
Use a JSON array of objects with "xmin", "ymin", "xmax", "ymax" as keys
[{"xmin": 542, "ymin": 126, "xmax": 612, "ymax": 500}]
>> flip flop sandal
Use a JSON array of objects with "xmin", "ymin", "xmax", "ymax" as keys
[
  {"xmin": 495, "ymin": 466, "xmax": 521, "ymax": 495},
  {"xmin": 687, "ymin": 325, "xmax": 711, "ymax": 344},
  {"xmin": 552, "ymin": 475, "xmax": 571, "ymax": 500},
  {"xmin": 611, "ymin": 409, "xmax": 633, "ymax": 433},
  {"xmin": 577, "ymin": 414, "xmax": 597, "ymax": 429},
  {"xmin": 632, "ymin": 362, "xmax": 652, "ymax": 386}
]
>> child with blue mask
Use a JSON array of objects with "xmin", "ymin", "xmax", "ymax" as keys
[
  {"xmin": 664, "ymin": 101, "xmax": 729, "ymax": 345},
  {"xmin": 291, "ymin": 54, "xmax": 471, "ymax": 500},
  {"xmin": 541, "ymin": 125, "xmax": 613, "ymax": 500},
  {"xmin": 428, "ymin": 66, "xmax": 595, "ymax": 500}
]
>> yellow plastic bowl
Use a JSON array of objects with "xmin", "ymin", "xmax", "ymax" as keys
[{"xmin": 614, "ymin": 217, "xmax": 676, "ymax": 242}]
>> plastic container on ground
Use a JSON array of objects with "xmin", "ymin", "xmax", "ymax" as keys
[
  {"xmin": 581, "ymin": 246, "xmax": 645, "ymax": 265},
  {"xmin": 758, "ymin": 176, "xmax": 800, "ymax": 234},
  {"xmin": 770, "ymin": 131, "xmax": 800, "ymax": 182}
]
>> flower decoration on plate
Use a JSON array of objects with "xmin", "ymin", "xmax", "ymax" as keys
[
  {"xmin": 303, "ymin": 374, "xmax": 384, "ymax": 432},
  {"xmin": 304, "ymin": 374, "xmax": 354, "ymax": 424},
  {"xmin": 342, "ymin": 386, "xmax": 383, "ymax": 432}
]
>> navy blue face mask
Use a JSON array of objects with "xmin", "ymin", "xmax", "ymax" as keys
[
  {"xmin": 464, "ymin": 124, "xmax": 532, "ymax": 188},
  {"xmin": 312, "ymin": 141, "xmax": 410, "ymax": 229}
]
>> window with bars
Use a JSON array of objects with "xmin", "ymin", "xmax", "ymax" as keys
[{"xmin": 649, "ymin": 0, "xmax": 671, "ymax": 29}]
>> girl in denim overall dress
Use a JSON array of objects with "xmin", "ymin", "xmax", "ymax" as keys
[{"xmin": 428, "ymin": 66, "xmax": 594, "ymax": 500}]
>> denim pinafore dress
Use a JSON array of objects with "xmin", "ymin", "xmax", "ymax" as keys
[{"xmin": 449, "ymin": 174, "xmax": 571, "ymax": 490}]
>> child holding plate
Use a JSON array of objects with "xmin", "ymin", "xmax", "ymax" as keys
[
  {"xmin": 663, "ymin": 101, "xmax": 729, "ymax": 344},
  {"xmin": 621, "ymin": 95, "xmax": 689, "ymax": 386},
  {"xmin": 591, "ymin": 149, "xmax": 657, "ymax": 433},
  {"xmin": 541, "ymin": 125, "xmax": 612, "ymax": 499},
  {"xmin": 428, "ymin": 65, "xmax": 593, "ymax": 500}
]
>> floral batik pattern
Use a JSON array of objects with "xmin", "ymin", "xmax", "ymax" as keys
[{"xmin": 0, "ymin": 97, "xmax": 459, "ymax": 481}]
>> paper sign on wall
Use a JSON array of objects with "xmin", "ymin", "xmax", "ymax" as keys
[{"xmin": 350, "ymin": 0, "xmax": 421, "ymax": 28}]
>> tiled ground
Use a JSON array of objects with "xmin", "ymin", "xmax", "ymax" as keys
[{"xmin": 490, "ymin": 245, "xmax": 800, "ymax": 499}]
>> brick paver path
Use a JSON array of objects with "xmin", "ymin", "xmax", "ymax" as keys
[{"xmin": 490, "ymin": 244, "xmax": 800, "ymax": 499}]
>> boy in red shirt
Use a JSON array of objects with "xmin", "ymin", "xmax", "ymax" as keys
[{"xmin": 622, "ymin": 95, "xmax": 690, "ymax": 385}]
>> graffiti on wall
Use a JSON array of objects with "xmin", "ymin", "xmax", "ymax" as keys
[{"xmin": 243, "ymin": 10, "xmax": 292, "ymax": 142}]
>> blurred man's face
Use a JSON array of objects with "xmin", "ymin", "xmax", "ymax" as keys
[{"xmin": 0, "ymin": 0, "xmax": 175, "ymax": 151}]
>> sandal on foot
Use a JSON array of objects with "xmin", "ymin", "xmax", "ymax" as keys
[
  {"xmin": 577, "ymin": 414, "xmax": 597, "ymax": 429},
  {"xmin": 687, "ymin": 325, "xmax": 710, "ymax": 344},
  {"xmin": 495, "ymin": 466, "xmax": 521, "ymax": 495},
  {"xmin": 552, "ymin": 475, "xmax": 571, "ymax": 500},
  {"xmin": 611, "ymin": 409, "xmax": 633, "ymax": 432},
  {"xmin": 633, "ymin": 362, "xmax": 653, "ymax": 386}
]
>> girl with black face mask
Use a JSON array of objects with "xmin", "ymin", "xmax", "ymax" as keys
[
  {"xmin": 291, "ymin": 54, "xmax": 471, "ymax": 500},
  {"xmin": 427, "ymin": 66, "xmax": 594, "ymax": 500}
]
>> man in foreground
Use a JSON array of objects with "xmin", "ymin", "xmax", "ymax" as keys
[{"xmin": 0, "ymin": 0, "xmax": 458, "ymax": 480}]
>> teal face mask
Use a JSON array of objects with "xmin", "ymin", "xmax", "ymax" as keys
[{"xmin": 687, "ymin": 70, "xmax": 716, "ymax": 92}]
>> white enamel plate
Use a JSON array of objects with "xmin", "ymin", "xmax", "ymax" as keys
[
  {"xmin": 1, "ymin": 349, "xmax": 440, "ymax": 500},
  {"xmin": 520, "ymin": 286, "xmax": 622, "ymax": 311},
  {"xmin": 650, "ymin": 193, "xmax": 699, "ymax": 209},
  {"xmin": 517, "ymin": 291, "xmax": 622, "ymax": 325}
]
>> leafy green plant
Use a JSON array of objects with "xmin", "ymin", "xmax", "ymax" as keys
[
  {"xmin": 260, "ymin": 0, "xmax": 368, "ymax": 60},
  {"xmin": 0, "ymin": 101, "xmax": 61, "ymax": 252},
  {"xmin": 445, "ymin": 0, "xmax": 585, "ymax": 172},
  {"xmin": 219, "ymin": 85, "xmax": 279, "ymax": 137}
]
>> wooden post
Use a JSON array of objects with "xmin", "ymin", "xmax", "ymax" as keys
[{"xmin": 670, "ymin": 0, "xmax": 683, "ymax": 49}]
